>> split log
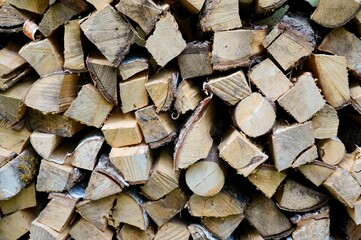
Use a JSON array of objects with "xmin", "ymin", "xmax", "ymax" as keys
[
  {"xmin": 298, "ymin": 160, "xmax": 335, "ymax": 187},
  {"xmin": 0, "ymin": 124, "xmax": 31, "ymax": 154},
  {"xmin": 64, "ymin": 84, "xmax": 114, "ymax": 128},
  {"xmin": 0, "ymin": 4, "xmax": 27, "ymax": 33},
  {"xmin": 233, "ymin": 92, "xmax": 276, "ymax": 137},
  {"xmin": 236, "ymin": 221, "xmax": 264, "ymax": 240},
  {"xmin": 0, "ymin": 146, "xmax": 39, "ymax": 200},
  {"xmin": 80, "ymin": 4, "xmax": 134, "ymax": 66},
  {"xmin": 118, "ymin": 224, "xmax": 155, "ymax": 240},
  {"xmin": 119, "ymin": 54, "xmax": 148, "ymax": 81},
  {"xmin": 179, "ymin": 0, "xmax": 206, "ymax": 13},
  {"xmin": 188, "ymin": 224, "xmax": 216, "ymax": 240},
  {"xmin": 84, "ymin": 171, "xmax": 122, "ymax": 201},
  {"xmin": 204, "ymin": 70, "xmax": 251, "ymax": 105},
  {"xmin": 0, "ymin": 182, "xmax": 36, "ymax": 215},
  {"xmin": 347, "ymin": 198, "xmax": 361, "ymax": 225},
  {"xmin": 0, "ymin": 146, "xmax": 16, "ymax": 168},
  {"xmin": 101, "ymin": 109, "xmax": 143, "ymax": 148},
  {"xmin": 307, "ymin": 54, "xmax": 349, "ymax": 109},
  {"xmin": 277, "ymin": 72, "xmax": 325, "ymax": 123},
  {"xmin": 310, "ymin": 0, "xmax": 360, "ymax": 28},
  {"xmin": 255, "ymin": 0, "xmax": 287, "ymax": 13},
  {"xmin": 254, "ymin": 4, "xmax": 289, "ymax": 27},
  {"xmin": 30, "ymin": 131, "xmax": 63, "ymax": 159},
  {"xmin": 174, "ymin": 79, "xmax": 203, "ymax": 115},
  {"xmin": 350, "ymin": 81, "xmax": 361, "ymax": 114},
  {"xmin": 291, "ymin": 144, "xmax": 318, "ymax": 168},
  {"xmin": 30, "ymin": 218, "xmax": 70, "ymax": 240},
  {"xmin": 212, "ymin": 29, "xmax": 265, "ymax": 71},
  {"xmin": 0, "ymin": 209, "xmax": 37, "ymax": 240},
  {"xmin": 70, "ymin": 218, "xmax": 113, "ymax": 240},
  {"xmin": 201, "ymin": 214, "xmax": 244, "ymax": 239},
  {"xmin": 154, "ymin": 218, "xmax": 190, "ymax": 240},
  {"xmin": 6, "ymin": 0, "xmax": 48, "ymax": 14},
  {"xmin": 317, "ymin": 137, "xmax": 346, "ymax": 165},
  {"xmin": 119, "ymin": 71, "xmax": 149, "ymax": 113},
  {"xmin": 218, "ymin": 127, "xmax": 268, "ymax": 176},
  {"xmin": 63, "ymin": 20, "xmax": 85, "ymax": 72},
  {"xmin": 145, "ymin": 12, "xmax": 186, "ymax": 67},
  {"xmin": 311, "ymin": 104, "xmax": 339, "ymax": 139},
  {"xmin": 85, "ymin": 0, "xmax": 112, "ymax": 10},
  {"xmin": 199, "ymin": 0, "xmax": 242, "ymax": 32}
]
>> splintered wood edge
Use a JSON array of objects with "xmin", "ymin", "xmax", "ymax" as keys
[{"xmin": 95, "ymin": 153, "xmax": 129, "ymax": 188}]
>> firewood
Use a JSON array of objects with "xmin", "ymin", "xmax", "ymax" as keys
[
  {"xmin": 307, "ymin": 54, "xmax": 349, "ymax": 109},
  {"xmin": 154, "ymin": 218, "xmax": 190, "ymax": 240},
  {"xmin": 185, "ymin": 144, "xmax": 225, "ymax": 197},
  {"xmin": 27, "ymin": 108, "xmax": 84, "ymax": 137},
  {"xmin": 80, "ymin": 4, "xmax": 134, "ymax": 66},
  {"xmin": 310, "ymin": 0, "xmax": 360, "ymax": 28},
  {"xmin": 0, "ymin": 146, "xmax": 39, "ymax": 200},
  {"xmin": 254, "ymin": 4, "xmax": 289, "ymax": 27},
  {"xmin": 115, "ymin": 0, "xmax": 162, "ymax": 35},
  {"xmin": 30, "ymin": 132, "xmax": 63, "ymax": 159},
  {"xmin": 270, "ymin": 121, "xmax": 314, "ymax": 171},
  {"xmin": 218, "ymin": 127, "xmax": 268, "ymax": 176},
  {"xmin": 0, "ymin": 209, "xmax": 37, "ymax": 240},
  {"xmin": 145, "ymin": 68, "xmax": 178, "ymax": 112},
  {"xmin": 118, "ymin": 224, "xmax": 155, "ymax": 240},
  {"xmin": 204, "ymin": 70, "xmax": 251, "ymax": 105},
  {"xmin": 70, "ymin": 218, "xmax": 114, "ymax": 240},
  {"xmin": 347, "ymin": 198, "xmax": 361, "ymax": 225},
  {"xmin": 87, "ymin": 51, "xmax": 118, "ymax": 105},
  {"xmin": 109, "ymin": 143, "xmax": 152, "ymax": 184},
  {"xmin": 291, "ymin": 144, "xmax": 318, "ymax": 168},
  {"xmin": 255, "ymin": 0, "xmax": 287, "ymax": 13},
  {"xmin": 19, "ymin": 38, "xmax": 63, "ymax": 76},
  {"xmin": 135, "ymin": 105, "xmax": 176, "ymax": 146},
  {"xmin": 244, "ymin": 191, "xmax": 292, "ymax": 238},
  {"xmin": 84, "ymin": 171, "xmax": 122, "ymax": 201},
  {"xmin": 6, "ymin": 0, "xmax": 48, "ymax": 14},
  {"xmin": 174, "ymin": 79, "xmax": 203, "ymax": 115},
  {"xmin": 0, "ymin": 182, "xmax": 36, "ymax": 215},
  {"xmin": 247, "ymin": 164, "xmax": 286, "ymax": 198},
  {"xmin": 174, "ymin": 97, "xmax": 215, "ymax": 169},
  {"xmin": 201, "ymin": 214, "xmax": 244, "ymax": 239},
  {"xmin": 199, "ymin": 0, "xmax": 242, "ymax": 32},
  {"xmin": 119, "ymin": 71, "xmax": 149, "ymax": 113},
  {"xmin": 63, "ymin": 20, "xmax": 86, "ymax": 72},
  {"xmin": 0, "ymin": 146, "xmax": 16, "ymax": 168},
  {"xmin": 350, "ymin": 81, "xmax": 361, "ymax": 114},
  {"xmin": 101, "ymin": 109, "xmax": 143, "ymax": 148},
  {"xmin": 318, "ymin": 27, "xmax": 361, "ymax": 78},
  {"xmin": 278, "ymin": 72, "xmax": 325, "ymax": 123},
  {"xmin": 145, "ymin": 12, "xmax": 186, "ymax": 67},
  {"xmin": 318, "ymin": 137, "xmax": 346, "ymax": 165},
  {"xmin": 188, "ymin": 224, "xmax": 216, "ymax": 240},
  {"xmin": 144, "ymin": 188, "xmax": 187, "ymax": 226},
  {"xmin": 76, "ymin": 194, "xmax": 116, "ymax": 231},
  {"xmin": 0, "ymin": 4, "xmax": 27, "ymax": 33},
  {"xmin": 30, "ymin": 218, "xmax": 70, "ymax": 240},
  {"xmin": 233, "ymin": 92, "xmax": 276, "ymax": 137},
  {"xmin": 311, "ymin": 104, "xmax": 339, "ymax": 139},
  {"xmin": 179, "ymin": 0, "xmax": 206, "ymax": 14},
  {"xmin": 188, "ymin": 191, "xmax": 247, "ymax": 217},
  {"xmin": 298, "ymin": 160, "xmax": 335, "ymax": 187},
  {"xmin": 64, "ymin": 84, "xmax": 114, "ymax": 128},
  {"xmin": 274, "ymin": 179, "xmax": 328, "ymax": 212},
  {"xmin": 323, "ymin": 167, "xmax": 361, "ymax": 208},
  {"xmin": 141, "ymin": 148, "xmax": 179, "ymax": 200},
  {"xmin": 119, "ymin": 54, "xmax": 148, "ymax": 81},
  {"xmin": 25, "ymin": 73, "xmax": 80, "ymax": 114},
  {"xmin": 112, "ymin": 191, "xmax": 149, "ymax": 230},
  {"xmin": 0, "ymin": 124, "xmax": 31, "ymax": 154},
  {"xmin": 85, "ymin": 0, "xmax": 112, "ymax": 10},
  {"xmin": 236, "ymin": 221, "xmax": 264, "ymax": 240},
  {"xmin": 354, "ymin": 10, "xmax": 361, "ymax": 35},
  {"xmin": 177, "ymin": 41, "xmax": 212, "ymax": 79},
  {"xmin": 212, "ymin": 29, "xmax": 265, "ymax": 71}
]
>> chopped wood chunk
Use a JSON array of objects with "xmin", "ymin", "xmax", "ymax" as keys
[
  {"xmin": 0, "ymin": 4, "xmax": 27, "ymax": 33},
  {"xmin": 188, "ymin": 224, "xmax": 216, "ymax": 240},
  {"xmin": 201, "ymin": 214, "xmax": 244, "ymax": 239},
  {"xmin": 86, "ymin": 0, "xmax": 112, "ymax": 10},
  {"xmin": 0, "ymin": 146, "xmax": 16, "ymax": 168},
  {"xmin": 174, "ymin": 79, "xmax": 203, "ymax": 115},
  {"xmin": 255, "ymin": 0, "xmax": 287, "ymax": 13},
  {"xmin": 292, "ymin": 144, "xmax": 318, "ymax": 168},
  {"xmin": 118, "ymin": 224, "xmax": 155, "ymax": 240},
  {"xmin": 298, "ymin": 160, "xmax": 335, "ymax": 187},
  {"xmin": 70, "ymin": 218, "xmax": 113, "ymax": 240},
  {"xmin": 0, "ymin": 182, "xmax": 36, "ymax": 215},
  {"xmin": 63, "ymin": 20, "xmax": 85, "ymax": 72},
  {"xmin": 119, "ymin": 54, "xmax": 149, "ymax": 81},
  {"xmin": 347, "ymin": 198, "xmax": 361, "ymax": 225},
  {"xmin": 0, "ymin": 209, "xmax": 37, "ymax": 240},
  {"xmin": 30, "ymin": 132, "xmax": 63, "ymax": 159},
  {"xmin": 84, "ymin": 171, "xmax": 122, "ymax": 201},
  {"xmin": 311, "ymin": 104, "xmax": 339, "ymax": 139},
  {"xmin": 154, "ymin": 218, "xmax": 190, "ymax": 240},
  {"xmin": 318, "ymin": 137, "xmax": 346, "ymax": 165},
  {"xmin": 0, "ymin": 124, "xmax": 31, "ymax": 154},
  {"xmin": 6, "ymin": 0, "xmax": 48, "ymax": 14},
  {"xmin": 30, "ymin": 218, "xmax": 70, "ymax": 240}
]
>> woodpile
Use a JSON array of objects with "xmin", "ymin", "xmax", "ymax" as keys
[{"xmin": 1, "ymin": 0, "xmax": 361, "ymax": 239}]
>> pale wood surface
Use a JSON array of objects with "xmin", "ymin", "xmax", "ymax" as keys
[
  {"xmin": 318, "ymin": 137, "xmax": 346, "ymax": 165},
  {"xmin": 84, "ymin": 171, "xmax": 122, "ymax": 200},
  {"xmin": 298, "ymin": 160, "xmax": 335, "ymax": 187},
  {"xmin": 0, "ymin": 124, "xmax": 31, "ymax": 154},
  {"xmin": 311, "ymin": 104, "xmax": 339, "ymax": 139},
  {"xmin": 292, "ymin": 144, "xmax": 318, "ymax": 168},
  {"xmin": 0, "ymin": 182, "xmax": 36, "ymax": 215},
  {"xmin": 0, "ymin": 209, "xmax": 37, "ymax": 240},
  {"xmin": 86, "ymin": 0, "xmax": 112, "ymax": 10},
  {"xmin": 64, "ymin": 20, "xmax": 85, "ymax": 72},
  {"xmin": 70, "ymin": 218, "xmax": 113, "ymax": 240},
  {"xmin": 154, "ymin": 218, "xmax": 190, "ymax": 240},
  {"xmin": 118, "ymin": 224, "xmax": 155, "ymax": 240},
  {"xmin": 174, "ymin": 79, "xmax": 203, "ymax": 115},
  {"xmin": 0, "ymin": 146, "xmax": 16, "ymax": 168},
  {"xmin": 255, "ymin": 0, "xmax": 287, "ymax": 13},
  {"xmin": 30, "ymin": 218, "xmax": 70, "ymax": 240},
  {"xmin": 179, "ymin": 0, "xmax": 206, "ymax": 13},
  {"xmin": 30, "ymin": 132, "xmax": 63, "ymax": 159},
  {"xmin": 119, "ymin": 54, "xmax": 148, "ymax": 81},
  {"xmin": 6, "ymin": 0, "xmax": 48, "ymax": 14},
  {"xmin": 201, "ymin": 214, "xmax": 244, "ymax": 239}
]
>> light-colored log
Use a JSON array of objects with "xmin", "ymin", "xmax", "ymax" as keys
[
  {"xmin": 85, "ymin": 0, "xmax": 111, "ymax": 10},
  {"xmin": 0, "ymin": 182, "xmax": 36, "ymax": 215},
  {"xmin": 174, "ymin": 79, "xmax": 203, "ymax": 115},
  {"xmin": 311, "ymin": 104, "xmax": 339, "ymax": 139},
  {"xmin": 201, "ymin": 214, "xmax": 244, "ymax": 239},
  {"xmin": 6, "ymin": 0, "xmax": 48, "ymax": 14},
  {"xmin": 255, "ymin": 0, "xmax": 287, "ymax": 13},
  {"xmin": 118, "ymin": 224, "xmax": 155, "ymax": 240},
  {"xmin": 84, "ymin": 171, "xmax": 122, "ymax": 201},
  {"xmin": 188, "ymin": 224, "xmax": 216, "ymax": 240},
  {"xmin": 30, "ymin": 218, "xmax": 70, "ymax": 240},
  {"xmin": 318, "ymin": 137, "xmax": 346, "ymax": 165},
  {"xmin": 30, "ymin": 132, "xmax": 63, "ymax": 159},
  {"xmin": 0, "ymin": 209, "xmax": 37, "ymax": 240},
  {"xmin": 63, "ymin": 20, "xmax": 85, "ymax": 72},
  {"xmin": 70, "ymin": 218, "xmax": 113, "ymax": 240},
  {"xmin": 119, "ymin": 54, "xmax": 148, "ymax": 81},
  {"xmin": 0, "ymin": 146, "xmax": 16, "ymax": 168},
  {"xmin": 0, "ymin": 124, "xmax": 31, "ymax": 154},
  {"xmin": 291, "ymin": 144, "xmax": 318, "ymax": 168},
  {"xmin": 298, "ymin": 160, "xmax": 335, "ymax": 187},
  {"xmin": 154, "ymin": 218, "xmax": 190, "ymax": 240},
  {"xmin": 179, "ymin": 0, "xmax": 206, "ymax": 13}
]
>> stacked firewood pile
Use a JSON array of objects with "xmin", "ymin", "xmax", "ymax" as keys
[{"xmin": 0, "ymin": 0, "xmax": 361, "ymax": 239}]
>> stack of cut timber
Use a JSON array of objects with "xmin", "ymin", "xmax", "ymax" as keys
[{"xmin": 1, "ymin": 0, "xmax": 361, "ymax": 239}]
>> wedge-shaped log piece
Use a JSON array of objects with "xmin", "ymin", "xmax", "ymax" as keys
[
  {"xmin": 113, "ymin": 191, "xmax": 149, "ymax": 230},
  {"xmin": 64, "ymin": 84, "xmax": 114, "ymax": 128},
  {"xmin": 85, "ymin": 0, "xmax": 112, "ymax": 10},
  {"xmin": 0, "ymin": 4, "xmax": 27, "ymax": 33},
  {"xmin": 145, "ymin": 68, "xmax": 178, "ymax": 112},
  {"xmin": 278, "ymin": 72, "xmax": 325, "ymax": 123},
  {"xmin": 318, "ymin": 137, "xmax": 345, "ymax": 165},
  {"xmin": 109, "ymin": 143, "xmax": 152, "ymax": 184},
  {"xmin": 0, "ymin": 182, "xmax": 36, "ymax": 215},
  {"xmin": 245, "ymin": 191, "xmax": 292, "ymax": 238},
  {"xmin": 154, "ymin": 218, "xmax": 190, "ymax": 240},
  {"xmin": 0, "ymin": 124, "xmax": 31, "ymax": 154},
  {"xmin": 212, "ymin": 29, "xmax": 265, "ymax": 71},
  {"xmin": 0, "ymin": 41, "xmax": 27, "ymax": 83},
  {"xmin": 118, "ymin": 224, "xmax": 155, "ymax": 240},
  {"xmin": 174, "ymin": 97, "xmax": 215, "ymax": 169},
  {"xmin": 298, "ymin": 160, "xmax": 335, "ymax": 187},
  {"xmin": 218, "ymin": 127, "xmax": 268, "ymax": 176},
  {"xmin": 141, "ymin": 148, "xmax": 179, "ymax": 200},
  {"xmin": 0, "ymin": 146, "xmax": 39, "ymax": 200},
  {"xmin": 30, "ymin": 132, "xmax": 63, "ymax": 159},
  {"xmin": 70, "ymin": 218, "xmax": 113, "ymax": 240},
  {"xmin": 119, "ymin": 54, "xmax": 148, "ymax": 81},
  {"xmin": 6, "ymin": 0, "xmax": 48, "ymax": 14},
  {"xmin": 76, "ymin": 194, "xmax": 116, "ymax": 231},
  {"xmin": 25, "ymin": 73, "xmax": 80, "ymax": 114},
  {"xmin": 311, "ymin": 0, "xmax": 360, "ymax": 28},
  {"xmin": 199, "ymin": 0, "xmax": 242, "ymax": 32},
  {"xmin": 80, "ymin": 4, "xmax": 134, "ymax": 66},
  {"xmin": 84, "ymin": 171, "xmax": 122, "ymax": 201},
  {"xmin": 119, "ymin": 71, "xmax": 149, "ymax": 113},
  {"xmin": 174, "ymin": 79, "xmax": 203, "ymax": 115},
  {"xmin": 30, "ymin": 218, "xmax": 70, "ymax": 240},
  {"xmin": 0, "ymin": 209, "xmax": 37, "ymax": 240},
  {"xmin": 188, "ymin": 191, "xmax": 247, "ymax": 217},
  {"xmin": 179, "ymin": 0, "xmax": 206, "ymax": 13},
  {"xmin": 0, "ymin": 146, "xmax": 16, "ymax": 168},
  {"xmin": 145, "ymin": 12, "xmax": 186, "ymax": 67},
  {"xmin": 87, "ymin": 51, "xmax": 118, "ymax": 104},
  {"xmin": 270, "ymin": 122, "xmax": 314, "ymax": 171},
  {"xmin": 116, "ymin": 0, "xmax": 162, "ymax": 35},
  {"xmin": 307, "ymin": 54, "xmax": 349, "ymax": 109},
  {"xmin": 102, "ymin": 109, "xmax": 143, "ymax": 148},
  {"xmin": 205, "ymin": 70, "xmax": 251, "ymax": 105},
  {"xmin": 233, "ymin": 92, "xmax": 276, "ymax": 137},
  {"xmin": 236, "ymin": 221, "xmax": 264, "ymax": 240},
  {"xmin": 311, "ymin": 104, "xmax": 339, "ymax": 139},
  {"xmin": 188, "ymin": 224, "xmax": 216, "ymax": 240},
  {"xmin": 201, "ymin": 214, "xmax": 244, "ymax": 239},
  {"xmin": 248, "ymin": 164, "xmax": 286, "ymax": 198},
  {"xmin": 144, "ymin": 188, "xmax": 187, "ymax": 226},
  {"xmin": 64, "ymin": 20, "xmax": 86, "ymax": 72},
  {"xmin": 291, "ymin": 144, "xmax": 318, "ymax": 168},
  {"xmin": 275, "ymin": 179, "xmax": 328, "ymax": 212},
  {"xmin": 19, "ymin": 38, "xmax": 63, "ymax": 76},
  {"xmin": 255, "ymin": 0, "xmax": 287, "ymax": 13}
]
